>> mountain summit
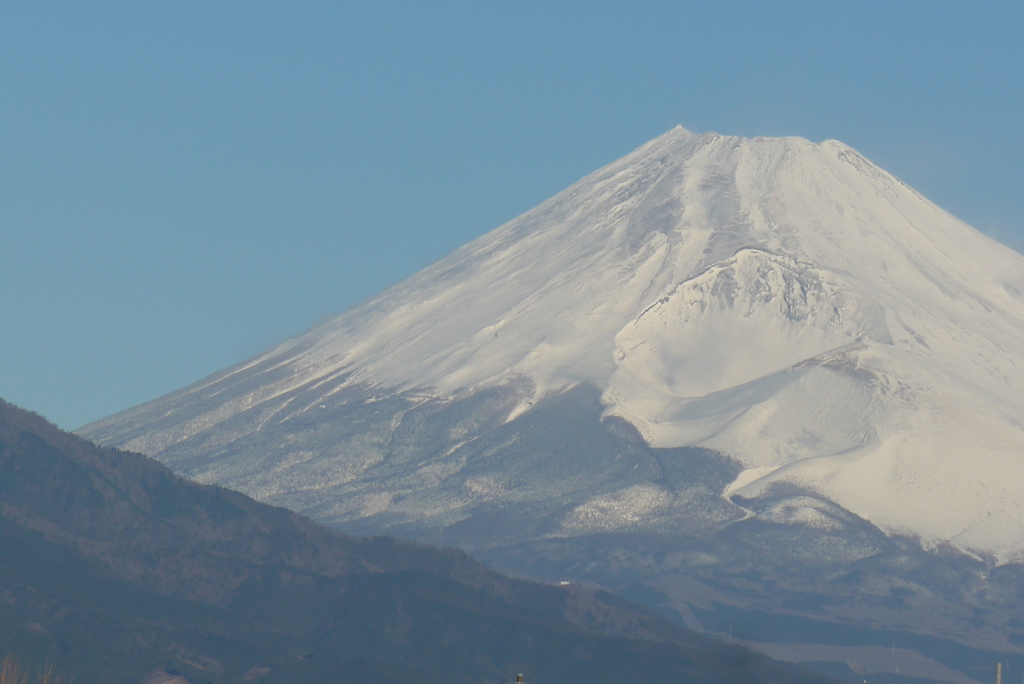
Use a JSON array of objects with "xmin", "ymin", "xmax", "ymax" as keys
[{"xmin": 82, "ymin": 127, "xmax": 1024, "ymax": 568}]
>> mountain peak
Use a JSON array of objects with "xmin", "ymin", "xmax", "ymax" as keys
[{"xmin": 82, "ymin": 128, "xmax": 1024, "ymax": 561}]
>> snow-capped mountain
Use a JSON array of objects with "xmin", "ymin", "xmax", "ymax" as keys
[
  {"xmin": 80, "ymin": 127, "xmax": 1024, "ymax": 668},
  {"xmin": 82, "ymin": 126, "xmax": 1024, "ymax": 564}
]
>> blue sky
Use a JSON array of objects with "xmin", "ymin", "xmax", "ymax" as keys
[{"xmin": 2, "ymin": 2, "xmax": 1022, "ymax": 430}]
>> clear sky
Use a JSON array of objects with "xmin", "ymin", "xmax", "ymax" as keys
[{"xmin": 2, "ymin": 2, "xmax": 1022, "ymax": 430}]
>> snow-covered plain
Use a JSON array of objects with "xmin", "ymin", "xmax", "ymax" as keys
[{"xmin": 82, "ymin": 127, "xmax": 1024, "ymax": 562}]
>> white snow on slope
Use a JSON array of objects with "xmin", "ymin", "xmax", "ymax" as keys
[{"xmin": 84, "ymin": 127, "xmax": 1024, "ymax": 560}]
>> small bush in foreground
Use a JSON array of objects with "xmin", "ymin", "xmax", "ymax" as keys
[{"xmin": 0, "ymin": 656, "xmax": 68, "ymax": 684}]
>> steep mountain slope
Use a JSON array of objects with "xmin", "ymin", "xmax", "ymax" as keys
[
  {"xmin": 81, "ymin": 127, "xmax": 1024, "ymax": 561},
  {"xmin": 1, "ymin": 398, "xmax": 831, "ymax": 684}
]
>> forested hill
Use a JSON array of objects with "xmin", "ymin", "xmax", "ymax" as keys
[{"xmin": 0, "ymin": 398, "xmax": 835, "ymax": 684}]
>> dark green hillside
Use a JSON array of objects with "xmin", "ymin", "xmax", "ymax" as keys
[{"xmin": 0, "ymin": 398, "xmax": 835, "ymax": 683}]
